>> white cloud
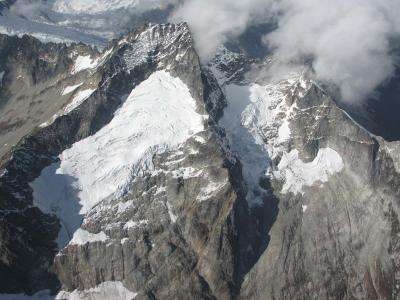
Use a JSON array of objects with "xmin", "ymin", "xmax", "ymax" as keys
[
  {"xmin": 265, "ymin": 0, "xmax": 400, "ymax": 102},
  {"xmin": 9, "ymin": 0, "xmax": 45, "ymax": 18},
  {"xmin": 172, "ymin": 0, "xmax": 400, "ymax": 102},
  {"xmin": 170, "ymin": 0, "xmax": 274, "ymax": 60}
]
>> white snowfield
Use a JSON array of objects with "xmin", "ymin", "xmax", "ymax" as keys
[
  {"xmin": 61, "ymin": 83, "xmax": 83, "ymax": 96},
  {"xmin": 31, "ymin": 70, "xmax": 205, "ymax": 247},
  {"xmin": 276, "ymin": 148, "xmax": 344, "ymax": 195},
  {"xmin": 69, "ymin": 228, "xmax": 109, "ymax": 246},
  {"xmin": 72, "ymin": 48, "xmax": 113, "ymax": 74},
  {"xmin": 40, "ymin": 88, "xmax": 96, "ymax": 128},
  {"xmin": 0, "ymin": 281, "xmax": 138, "ymax": 300},
  {"xmin": 63, "ymin": 89, "xmax": 96, "ymax": 114},
  {"xmin": 124, "ymin": 219, "xmax": 149, "ymax": 229},
  {"xmin": 72, "ymin": 55, "xmax": 99, "ymax": 74},
  {"xmin": 57, "ymin": 281, "xmax": 138, "ymax": 300}
]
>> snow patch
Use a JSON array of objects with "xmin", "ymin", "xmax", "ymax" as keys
[
  {"xmin": 155, "ymin": 186, "xmax": 166, "ymax": 195},
  {"xmin": 302, "ymin": 205, "xmax": 308, "ymax": 212},
  {"xmin": 166, "ymin": 202, "xmax": 177, "ymax": 223},
  {"xmin": 171, "ymin": 167, "xmax": 203, "ymax": 179},
  {"xmin": 193, "ymin": 136, "xmax": 206, "ymax": 144},
  {"xmin": 64, "ymin": 89, "xmax": 96, "ymax": 114},
  {"xmin": 39, "ymin": 88, "xmax": 96, "ymax": 128},
  {"xmin": 197, "ymin": 179, "xmax": 228, "ymax": 201},
  {"xmin": 275, "ymin": 148, "xmax": 344, "ymax": 195},
  {"xmin": 72, "ymin": 55, "xmax": 98, "ymax": 74},
  {"xmin": 71, "ymin": 49, "xmax": 113, "ymax": 74},
  {"xmin": 117, "ymin": 200, "xmax": 134, "ymax": 214},
  {"xmin": 57, "ymin": 281, "xmax": 137, "ymax": 300},
  {"xmin": 69, "ymin": 228, "xmax": 108, "ymax": 245},
  {"xmin": 61, "ymin": 83, "xmax": 83, "ymax": 95},
  {"xmin": 124, "ymin": 219, "xmax": 148, "ymax": 229}
]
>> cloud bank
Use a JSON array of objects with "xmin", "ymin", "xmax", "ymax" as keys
[
  {"xmin": 8, "ymin": 0, "xmax": 400, "ymax": 102},
  {"xmin": 172, "ymin": 0, "xmax": 400, "ymax": 102},
  {"xmin": 9, "ymin": 0, "xmax": 45, "ymax": 18},
  {"xmin": 170, "ymin": 0, "xmax": 274, "ymax": 60},
  {"xmin": 266, "ymin": 0, "xmax": 400, "ymax": 102}
]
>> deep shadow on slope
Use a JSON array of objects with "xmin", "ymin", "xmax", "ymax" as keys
[
  {"xmin": 339, "ymin": 69, "xmax": 400, "ymax": 141},
  {"xmin": 202, "ymin": 71, "xmax": 280, "ymax": 295}
]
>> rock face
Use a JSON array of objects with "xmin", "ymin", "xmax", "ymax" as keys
[
  {"xmin": 1, "ymin": 21, "xmax": 400, "ymax": 300},
  {"xmin": 237, "ymin": 78, "xmax": 400, "ymax": 299}
]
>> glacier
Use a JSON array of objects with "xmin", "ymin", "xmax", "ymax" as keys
[{"xmin": 30, "ymin": 70, "xmax": 205, "ymax": 248}]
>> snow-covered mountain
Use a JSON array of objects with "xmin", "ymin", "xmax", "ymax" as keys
[
  {"xmin": 210, "ymin": 47, "xmax": 400, "ymax": 299},
  {"xmin": 1, "ymin": 2, "xmax": 400, "ymax": 300}
]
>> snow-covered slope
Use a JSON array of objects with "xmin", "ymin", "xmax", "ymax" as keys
[
  {"xmin": 0, "ymin": 281, "xmax": 137, "ymax": 300},
  {"xmin": 31, "ymin": 70, "xmax": 205, "ymax": 248}
]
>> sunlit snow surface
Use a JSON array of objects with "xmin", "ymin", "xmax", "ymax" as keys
[
  {"xmin": 57, "ymin": 281, "xmax": 138, "ymax": 300},
  {"xmin": 61, "ymin": 83, "xmax": 83, "ymax": 96},
  {"xmin": 69, "ymin": 228, "xmax": 109, "ymax": 246},
  {"xmin": 30, "ymin": 70, "xmax": 205, "ymax": 248},
  {"xmin": 276, "ymin": 148, "xmax": 344, "ymax": 195},
  {"xmin": 63, "ymin": 89, "xmax": 96, "ymax": 114},
  {"xmin": 39, "ymin": 88, "xmax": 96, "ymax": 128},
  {"xmin": 0, "ymin": 281, "xmax": 138, "ymax": 300}
]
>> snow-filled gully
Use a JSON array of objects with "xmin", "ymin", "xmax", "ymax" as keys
[{"xmin": 219, "ymin": 84, "xmax": 270, "ymax": 206}]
